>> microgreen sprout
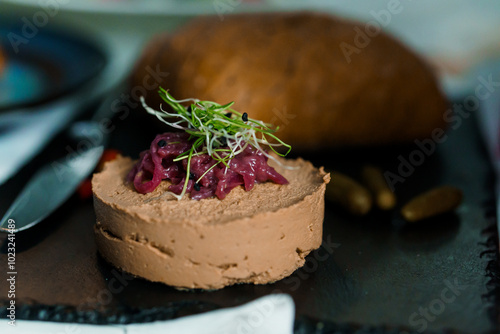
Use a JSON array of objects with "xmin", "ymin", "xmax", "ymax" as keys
[{"xmin": 140, "ymin": 87, "xmax": 292, "ymax": 200}]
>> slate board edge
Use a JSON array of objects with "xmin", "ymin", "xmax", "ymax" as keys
[
  {"xmin": 1, "ymin": 114, "xmax": 499, "ymax": 333},
  {"xmin": 1, "ymin": 199, "xmax": 498, "ymax": 334}
]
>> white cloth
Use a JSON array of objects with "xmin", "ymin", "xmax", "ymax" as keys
[
  {"xmin": 0, "ymin": 96, "xmax": 89, "ymax": 186},
  {"xmin": 0, "ymin": 294, "xmax": 295, "ymax": 334},
  {"xmin": 0, "ymin": 27, "xmax": 137, "ymax": 186}
]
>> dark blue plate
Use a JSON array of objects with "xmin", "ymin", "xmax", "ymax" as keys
[{"xmin": 0, "ymin": 20, "xmax": 106, "ymax": 111}]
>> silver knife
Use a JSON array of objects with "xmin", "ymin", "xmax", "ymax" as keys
[
  {"xmin": 0, "ymin": 86, "xmax": 124, "ymax": 232},
  {"xmin": 0, "ymin": 145, "xmax": 104, "ymax": 232}
]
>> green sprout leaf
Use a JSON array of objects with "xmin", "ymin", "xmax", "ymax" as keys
[{"xmin": 139, "ymin": 88, "xmax": 292, "ymax": 200}]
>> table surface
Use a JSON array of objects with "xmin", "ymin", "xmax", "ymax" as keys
[{"xmin": 0, "ymin": 102, "xmax": 498, "ymax": 333}]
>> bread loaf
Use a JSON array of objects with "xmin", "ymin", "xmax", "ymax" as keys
[{"xmin": 132, "ymin": 12, "xmax": 448, "ymax": 150}]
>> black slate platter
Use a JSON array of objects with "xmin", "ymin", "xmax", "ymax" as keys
[{"xmin": 0, "ymin": 102, "xmax": 498, "ymax": 334}]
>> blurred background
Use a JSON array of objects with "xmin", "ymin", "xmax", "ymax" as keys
[
  {"xmin": 2, "ymin": 0, "xmax": 500, "ymax": 96},
  {"xmin": 1, "ymin": 0, "xmax": 500, "ymax": 183}
]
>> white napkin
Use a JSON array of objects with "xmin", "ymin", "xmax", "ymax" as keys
[
  {"xmin": 0, "ymin": 30, "xmax": 137, "ymax": 186},
  {"xmin": 1, "ymin": 294, "xmax": 295, "ymax": 334},
  {"xmin": 0, "ymin": 98, "xmax": 86, "ymax": 186}
]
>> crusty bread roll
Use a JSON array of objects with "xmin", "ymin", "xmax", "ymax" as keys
[
  {"xmin": 132, "ymin": 12, "xmax": 448, "ymax": 150},
  {"xmin": 93, "ymin": 155, "xmax": 330, "ymax": 290}
]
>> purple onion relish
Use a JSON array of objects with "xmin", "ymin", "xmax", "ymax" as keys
[{"xmin": 127, "ymin": 132, "xmax": 288, "ymax": 200}]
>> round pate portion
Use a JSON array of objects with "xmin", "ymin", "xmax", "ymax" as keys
[{"xmin": 92, "ymin": 155, "xmax": 330, "ymax": 290}]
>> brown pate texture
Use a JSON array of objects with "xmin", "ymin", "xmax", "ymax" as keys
[{"xmin": 92, "ymin": 155, "xmax": 330, "ymax": 289}]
